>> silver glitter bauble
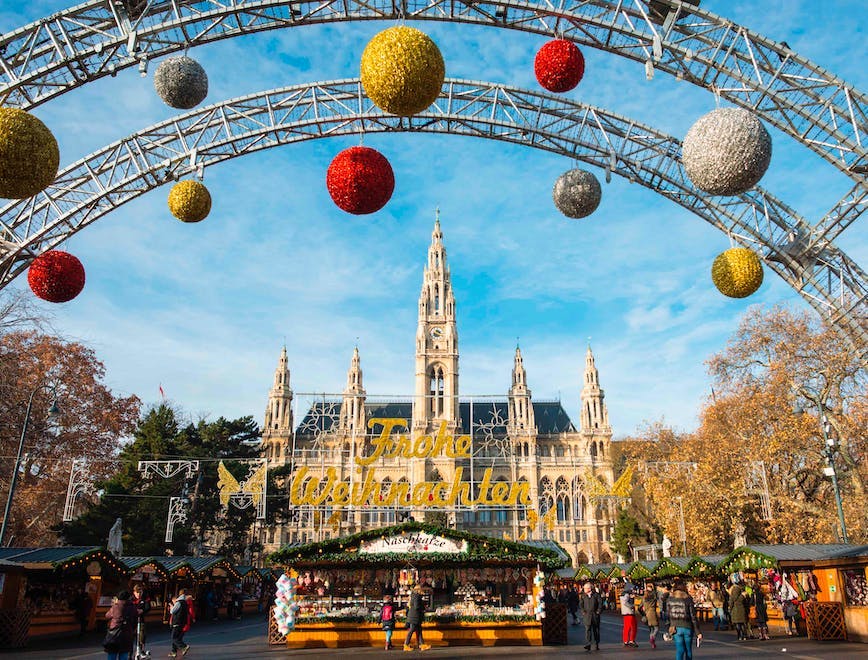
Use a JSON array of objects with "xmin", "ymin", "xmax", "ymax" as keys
[
  {"xmin": 552, "ymin": 168, "xmax": 601, "ymax": 218},
  {"xmin": 682, "ymin": 107, "xmax": 771, "ymax": 196},
  {"xmin": 153, "ymin": 56, "xmax": 209, "ymax": 109}
]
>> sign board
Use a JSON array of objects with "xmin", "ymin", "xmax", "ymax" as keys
[{"xmin": 360, "ymin": 533, "xmax": 468, "ymax": 555}]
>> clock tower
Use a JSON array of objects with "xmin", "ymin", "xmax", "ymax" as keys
[{"xmin": 413, "ymin": 210, "xmax": 459, "ymax": 433}]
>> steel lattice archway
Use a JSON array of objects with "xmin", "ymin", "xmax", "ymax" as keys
[
  {"xmin": 0, "ymin": 0, "xmax": 865, "ymax": 250},
  {"xmin": 0, "ymin": 78, "xmax": 865, "ymax": 358}
]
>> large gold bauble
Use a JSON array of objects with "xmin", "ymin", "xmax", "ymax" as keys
[
  {"xmin": 0, "ymin": 108, "xmax": 60, "ymax": 199},
  {"xmin": 168, "ymin": 180, "xmax": 212, "ymax": 223},
  {"xmin": 711, "ymin": 247, "xmax": 764, "ymax": 298},
  {"xmin": 360, "ymin": 26, "xmax": 445, "ymax": 116}
]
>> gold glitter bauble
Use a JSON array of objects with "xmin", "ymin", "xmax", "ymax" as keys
[
  {"xmin": 168, "ymin": 180, "xmax": 211, "ymax": 223},
  {"xmin": 360, "ymin": 26, "xmax": 445, "ymax": 116},
  {"xmin": 711, "ymin": 247, "xmax": 764, "ymax": 298},
  {"xmin": 0, "ymin": 108, "xmax": 60, "ymax": 199}
]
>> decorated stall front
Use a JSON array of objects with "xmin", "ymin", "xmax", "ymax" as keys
[
  {"xmin": 267, "ymin": 522, "xmax": 568, "ymax": 648},
  {"xmin": 811, "ymin": 545, "xmax": 868, "ymax": 643},
  {"xmin": 121, "ymin": 556, "xmax": 171, "ymax": 624},
  {"xmin": 157, "ymin": 556, "xmax": 241, "ymax": 622},
  {"xmin": 0, "ymin": 547, "xmax": 127, "ymax": 640}
]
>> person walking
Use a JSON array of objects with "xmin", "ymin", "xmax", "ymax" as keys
[
  {"xmin": 642, "ymin": 582, "xmax": 660, "ymax": 649},
  {"xmin": 754, "ymin": 590, "xmax": 770, "ymax": 640},
  {"xmin": 380, "ymin": 594, "xmax": 397, "ymax": 650},
  {"xmin": 567, "ymin": 586, "xmax": 580, "ymax": 626},
  {"xmin": 403, "ymin": 585, "xmax": 430, "ymax": 651},
  {"xmin": 130, "ymin": 584, "xmax": 151, "ymax": 659},
  {"xmin": 659, "ymin": 583, "xmax": 672, "ymax": 641},
  {"xmin": 620, "ymin": 583, "xmax": 638, "ymax": 647},
  {"xmin": 103, "ymin": 591, "xmax": 137, "ymax": 660},
  {"xmin": 579, "ymin": 581, "xmax": 602, "ymax": 652},
  {"xmin": 727, "ymin": 580, "xmax": 747, "ymax": 640},
  {"xmin": 666, "ymin": 581, "xmax": 701, "ymax": 660},
  {"xmin": 168, "ymin": 591, "xmax": 190, "ymax": 658},
  {"xmin": 708, "ymin": 582, "xmax": 726, "ymax": 631}
]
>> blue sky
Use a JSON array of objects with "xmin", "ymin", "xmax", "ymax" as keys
[{"xmin": 1, "ymin": 1, "xmax": 865, "ymax": 436}]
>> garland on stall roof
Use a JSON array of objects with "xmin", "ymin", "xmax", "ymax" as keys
[{"xmin": 268, "ymin": 521, "xmax": 567, "ymax": 568}]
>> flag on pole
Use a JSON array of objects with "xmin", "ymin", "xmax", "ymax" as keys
[{"xmin": 159, "ymin": 384, "xmax": 165, "ymax": 399}]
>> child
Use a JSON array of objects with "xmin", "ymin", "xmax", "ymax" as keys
[
  {"xmin": 784, "ymin": 599, "xmax": 799, "ymax": 636},
  {"xmin": 380, "ymin": 594, "xmax": 396, "ymax": 650}
]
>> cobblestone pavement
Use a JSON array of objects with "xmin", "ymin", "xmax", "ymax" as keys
[{"xmin": 9, "ymin": 613, "xmax": 866, "ymax": 659}]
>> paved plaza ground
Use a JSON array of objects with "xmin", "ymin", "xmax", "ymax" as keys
[{"xmin": 8, "ymin": 613, "xmax": 866, "ymax": 659}]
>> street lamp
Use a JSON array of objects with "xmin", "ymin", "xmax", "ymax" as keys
[
  {"xmin": 0, "ymin": 384, "xmax": 60, "ymax": 547},
  {"xmin": 794, "ymin": 395, "xmax": 848, "ymax": 544}
]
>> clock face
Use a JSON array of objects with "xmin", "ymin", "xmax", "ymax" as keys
[{"xmin": 430, "ymin": 327, "xmax": 444, "ymax": 339}]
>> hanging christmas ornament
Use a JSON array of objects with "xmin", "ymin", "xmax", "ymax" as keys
[
  {"xmin": 711, "ymin": 247, "xmax": 764, "ymax": 298},
  {"xmin": 534, "ymin": 39, "xmax": 585, "ymax": 93},
  {"xmin": 682, "ymin": 107, "xmax": 771, "ymax": 196},
  {"xmin": 326, "ymin": 146, "xmax": 395, "ymax": 214},
  {"xmin": 0, "ymin": 108, "xmax": 60, "ymax": 199},
  {"xmin": 360, "ymin": 26, "xmax": 445, "ymax": 116},
  {"xmin": 168, "ymin": 180, "xmax": 212, "ymax": 223},
  {"xmin": 27, "ymin": 250, "xmax": 85, "ymax": 303},
  {"xmin": 552, "ymin": 168, "xmax": 601, "ymax": 218},
  {"xmin": 153, "ymin": 56, "xmax": 209, "ymax": 109}
]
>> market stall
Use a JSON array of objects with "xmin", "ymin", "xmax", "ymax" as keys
[
  {"xmin": 235, "ymin": 565, "xmax": 264, "ymax": 614},
  {"xmin": 0, "ymin": 547, "xmax": 127, "ymax": 639},
  {"xmin": 121, "ymin": 556, "xmax": 171, "ymax": 624},
  {"xmin": 811, "ymin": 545, "xmax": 868, "ymax": 642},
  {"xmin": 158, "ymin": 556, "xmax": 241, "ymax": 622},
  {"xmin": 267, "ymin": 522, "xmax": 568, "ymax": 648},
  {"xmin": 0, "ymin": 558, "xmax": 28, "ymax": 648}
]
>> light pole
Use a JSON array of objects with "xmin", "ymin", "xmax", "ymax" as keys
[
  {"xmin": 0, "ymin": 384, "xmax": 59, "ymax": 547},
  {"xmin": 677, "ymin": 497, "xmax": 687, "ymax": 556},
  {"xmin": 796, "ymin": 395, "xmax": 848, "ymax": 543}
]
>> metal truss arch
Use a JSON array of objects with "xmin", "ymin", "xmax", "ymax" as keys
[
  {"xmin": 0, "ymin": 78, "xmax": 864, "ymax": 357},
  {"xmin": 1, "ymin": 0, "xmax": 866, "ymax": 185}
]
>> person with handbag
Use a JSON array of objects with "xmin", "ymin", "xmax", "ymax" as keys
[
  {"xmin": 103, "ymin": 591, "xmax": 137, "ymax": 660},
  {"xmin": 642, "ymin": 582, "xmax": 660, "ymax": 649},
  {"xmin": 168, "ymin": 591, "xmax": 190, "ymax": 658},
  {"xmin": 666, "ymin": 581, "xmax": 701, "ymax": 660}
]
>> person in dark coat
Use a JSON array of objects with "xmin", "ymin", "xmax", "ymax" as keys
[
  {"xmin": 754, "ymin": 590, "xmax": 769, "ymax": 640},
  {"xmin": 578, "ymin": 581, "xmax": 602, "ymax": 652},
  {"xmin": 567, "ymin": 586, "xmax": 580, "ymax": 625},
  {"xmin": 74, "ymin": 588, "xmax": 92, "ymax": 637},
  {"xmin": 727, "ymin": 581, "xmax": 747, "ymax": 640},
  {"xmin": 104, "ymin": 590, "xmax": 137, "ymax": 660},
  {"xmin": 666, "ymin": 581, "xmax": 701, "ymax": 660},
  {"xmin": 168, "ymin": 591, "xmax": 190, "ymax": 658},
  {"xmin": 403, "ymin": 585, "xmax": 430, "ymax": 651}
]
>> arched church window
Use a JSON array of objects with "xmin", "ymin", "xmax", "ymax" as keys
[{"xmin": 429, "ymin": 365, "xmax": 445, "ymax": 416}]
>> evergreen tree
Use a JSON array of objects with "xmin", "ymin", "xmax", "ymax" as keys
[{"xmin": 58, "ymin": 404, "xmax": 285, "ymax": 560}]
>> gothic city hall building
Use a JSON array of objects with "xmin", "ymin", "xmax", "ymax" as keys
[{"xmin": 261, "ymin": 217, "xmax": 617, "ymax": 567}]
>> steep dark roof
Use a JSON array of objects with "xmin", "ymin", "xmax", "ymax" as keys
[{"xmin": 296, "ymin": 400, "xmax": 576, "ymax": 437}]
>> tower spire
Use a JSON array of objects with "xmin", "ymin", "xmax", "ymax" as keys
[
  {"xmin": 580, "ymin": 344, "xmax": 609, "ymax": 432},
  {"xmin": 508, "ymin": 345, "xmax": 535, "ymax": 435},
  {"xmin": 413, "ymin": 211, "xmax": 459, "ymax": 432},
  {"xmin": 263, "ymin": 345, "xmax": 294, "ymax": 463},
  {"xmin": 339, "ymin": 346, "xmax": 366, "ymax": 433}
]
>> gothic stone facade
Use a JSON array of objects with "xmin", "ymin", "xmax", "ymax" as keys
[{"xmin": 261, "ymin": 217, "xmax": 617, "ymax": 567}]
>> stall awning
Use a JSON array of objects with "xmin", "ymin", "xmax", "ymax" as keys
[
  {"xmin": 269, "ymin": 522, "xmax": 569, "ymax": 569},
  {"xmin": 718, "ymin": 544, "xmax": 864, "ymax": 574},
  {"xmin": 0, "ymin": 546, "xmax": 127, "ymax": 580},
  {"xmin": 121, "ymin": 556, "xmax": 170, "ymax": 580}
]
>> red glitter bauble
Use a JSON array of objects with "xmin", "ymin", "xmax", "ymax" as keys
[
  {"xmin": 27, "ymin": 250, "xmax": 85, "ymax": 303},
  {"xmin": 534, "ymin": 39, "xmax": 585, "ymax": 93},
  {"xmin": 326, "ymin": 146, "xmax": 395, "ymax": 215}
]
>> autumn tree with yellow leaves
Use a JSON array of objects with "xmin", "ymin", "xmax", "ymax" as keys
[{"xmin": 621, "ymin": 306, "xmax": 866, "ymax": 554}]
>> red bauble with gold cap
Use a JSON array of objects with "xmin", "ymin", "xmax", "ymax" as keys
[
  {"xmin": 27, "ymin": 250, "xmax": 85, "ymax": 303},
  {"xmin": 326, "ymin": 146, "xmax": 395, "ymax": 215},
  {"xmin": 534, "ymin": 39, "xmax": 585, "ymax": 93}
]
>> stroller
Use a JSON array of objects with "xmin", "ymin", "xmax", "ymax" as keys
[{"xmin": 133, "ymin": 618, "xmax": 151, "ymax": 659}]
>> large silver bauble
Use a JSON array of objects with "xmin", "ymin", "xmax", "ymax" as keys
[
  {"xmin": 552, "ymin": 168, "xmax": 601, "ymax": 218},
  {"xmin": 153, "ymin": 56, "xmax": 209, "ymax": 109},
  {"xmin": 682, "ymin": 107, "xmax": 771, "ymax": 196}
]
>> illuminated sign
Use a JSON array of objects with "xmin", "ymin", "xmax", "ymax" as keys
[{"xmin": 360, "ymin": 533, "xmax": 467, "ymax": 554}]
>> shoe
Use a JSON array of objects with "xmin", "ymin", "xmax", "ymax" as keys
[
  {"xmin": 629, "ymin": 641, "xmax": 639, "ymax": 647},
  {"xmin": 419, "ymin": 644, "xmax": 431, "ymax": 651},
  {"xmin": 182, "ymin": 645, "xmax": 190, "ymax": 656},
  {"xmin": 650, "ymin": 637, "xmax": 656, "ymax": 649},
  {"xmin": 403, "ymin": 645, "xmax": 413, "ymax": 652},
  {"xmin": 595, "ymin": 646, "xmax": 600, "ymax": 651},
  {"xmin": 584, "ymin": 644, "xmax": 591, "ymax": 651},
  {"xmin": 168, "ymin": 654, "xmax": 176, "ymax": 659}
]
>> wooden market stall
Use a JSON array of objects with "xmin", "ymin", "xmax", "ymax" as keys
[
  {"xmin": 0, "ymin": 558, "xmax": 28, "ymax": 648},
  {"xmin": 0, "ymin": 547, "xmax": 127, "ymax": 640},
  {"xmin": 235, "ymin": 565, "xmax": 264, "ymax": 615},
  {"xmin": 811, "ymin": 545, "xmax": 868, "ymax": 642},
  {"xmin": 121, "ymin": 556, "xmax": 171, "ymax": 625},
  {"xmin": 267, "ymin": 522, "xmax": 569, "ymax": 649},
  {"xmin": 157, "ymin": 556, "xmax": 241, "ymax": 622}
]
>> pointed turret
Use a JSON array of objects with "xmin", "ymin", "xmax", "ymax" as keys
[
  {"xmin": 580, "ymin": 344, "xmax": 610, "ymax": 433},
  {"xmin": 263, "ymin": 346, "xmax": 294, "ymax": 463},
  {"xmin": 339, "ymin": 346, "xmax": 366, "ymax": 434},
  {"xmin": 508, "ymin": 345, "xmax": 535, "ymax": 435}
]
